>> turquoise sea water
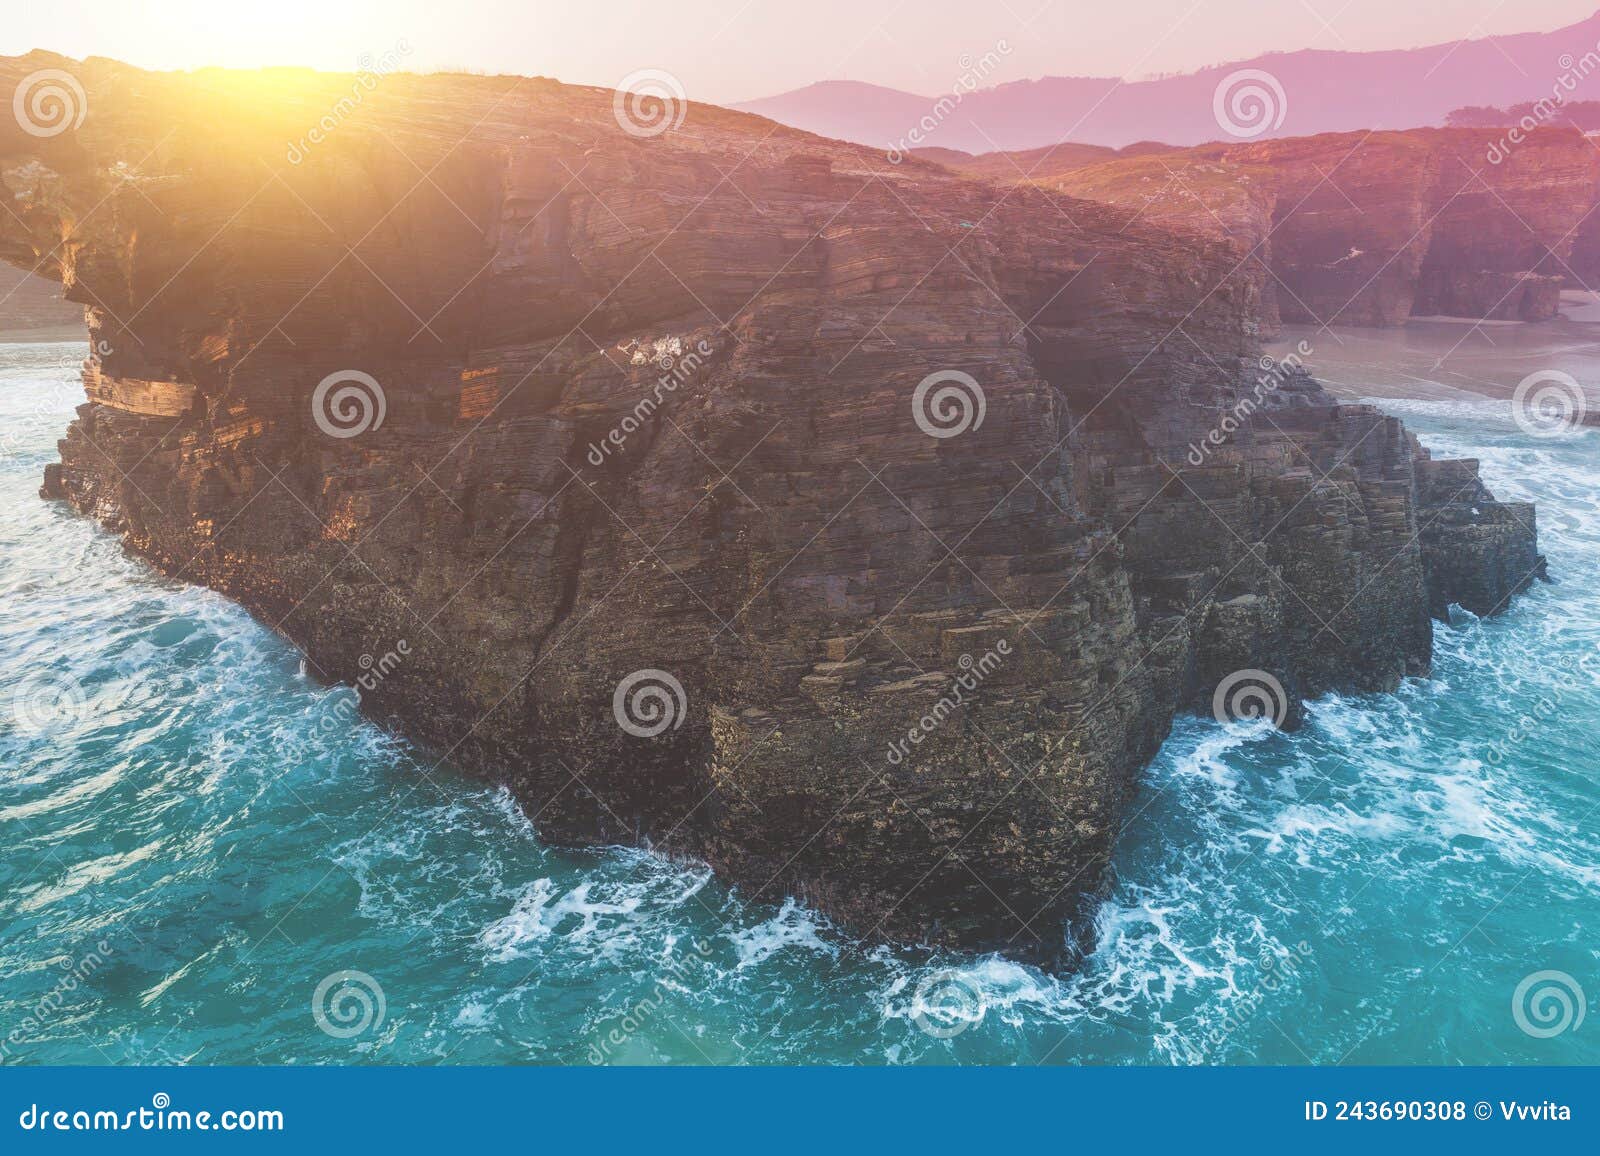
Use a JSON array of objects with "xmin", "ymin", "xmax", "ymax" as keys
[{"xmin": 1, "ymin": 340, "xmax": 1596, "ymax": 1065}]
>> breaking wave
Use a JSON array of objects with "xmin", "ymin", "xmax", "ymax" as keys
[{"xmin": 2, "ymin": 347, "xmax": 1596, "ymax": 1065}]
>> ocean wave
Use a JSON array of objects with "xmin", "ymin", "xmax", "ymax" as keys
[
  {"xmin": 728, "ymin": 898, "xmax": 839, "ymax": 971},
  {"xmin": 3, "ymin": 353, "xmax": 1598, "ymax": 1064}
]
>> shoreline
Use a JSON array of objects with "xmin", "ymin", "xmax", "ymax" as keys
[
  {"xmin": 0, "ymin": 327, "xmax": 89, "ymax": 345},
  {"xmin": 1266, "ymin": 290, "xmax": 1600, "ymax": 404}
]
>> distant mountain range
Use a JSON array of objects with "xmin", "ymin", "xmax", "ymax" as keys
[{"xmin": 734, "ymin": 9, "xmax": 1600, "ymax": 151}]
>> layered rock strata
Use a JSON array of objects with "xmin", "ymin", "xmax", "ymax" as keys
[
  {"xmin": 978, "ymin": 127, "xmax": 1600, "ymax": 328},
  {"xmin": 1, "ymin": 54, "xmax": 1543, "ymax": 962}
]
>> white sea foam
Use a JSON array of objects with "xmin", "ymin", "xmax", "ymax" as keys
[
  {"xmin": 727, "ymin": 897, "xmax": 838, "ymax": 970},
  {"xmin": 4, "ymin": 349, "xmax": 1599, "ymax": 1064}
]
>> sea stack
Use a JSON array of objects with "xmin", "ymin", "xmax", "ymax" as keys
[{"xmin": 0, "ymin": 53, "xmax": 1543, "ymax": 963}]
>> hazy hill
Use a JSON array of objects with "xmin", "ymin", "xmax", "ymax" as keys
[{"xmin": 736, "ymin": 10, "xmax": 1600, "ymax": 151}]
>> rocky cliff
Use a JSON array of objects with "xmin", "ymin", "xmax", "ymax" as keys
[
  {"xmin": 936, "ymin": 127, "xmax": 1600, "ymax": 329},
  {"xmin": 1228, "ymin": 129, "xmax": 1597, "ymax": 326},
  {"xmin": 0, "ymin": 54, "xmax": 1544, "ymax": 964}
]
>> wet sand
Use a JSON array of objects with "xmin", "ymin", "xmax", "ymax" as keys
[
  {"xmin": 1265, "ymin": 290, "xmax": 1600, "ymax": 404},
  {"xmin": 0, "ymin": 325, "xmax": 87, "ymax": 344}
]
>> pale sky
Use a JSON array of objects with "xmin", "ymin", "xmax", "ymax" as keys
[{"xmin": 4, "ymin": 0, "xmax": 1598, "ymax": 105}]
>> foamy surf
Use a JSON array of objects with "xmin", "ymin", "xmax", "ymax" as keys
[{"xmin": 1, "ymin": 344, "xmax": 1597, "ymax": 1064}]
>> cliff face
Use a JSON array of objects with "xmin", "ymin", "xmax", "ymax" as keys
[
  {"xmin": 1020, "ymin": 127, "xmax": 1600, "ymax": 328},
  {"xmin": 1, "ymin": 54, "xmax": 1543, "ymax": 963}
]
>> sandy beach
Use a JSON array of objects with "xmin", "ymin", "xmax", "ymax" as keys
[{"xmin": 1267, "ymin": 290, "xmax": 1600, "ymax": 404}]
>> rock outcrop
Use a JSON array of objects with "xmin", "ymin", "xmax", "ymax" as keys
[
  {"xmin": 932, "ymin": 127, "xmax": 1600, "ymax": 329},
  {"xmin": 1256, "ymin": 130, "xmax": 1595, "ymax": 325},
  {"xmin": 0, "ymin": 54, "xmax": 1544, "ymax": 964}
]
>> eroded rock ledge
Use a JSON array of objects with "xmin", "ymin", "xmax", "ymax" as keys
[{"xmin": 1, "ymin": 54, "xmax": 1543, "ymax": 963}]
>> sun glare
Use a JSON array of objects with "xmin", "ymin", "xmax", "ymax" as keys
[{"xmin": 97, "ymin": 0, "xmax": 393, "ymax": 73}]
